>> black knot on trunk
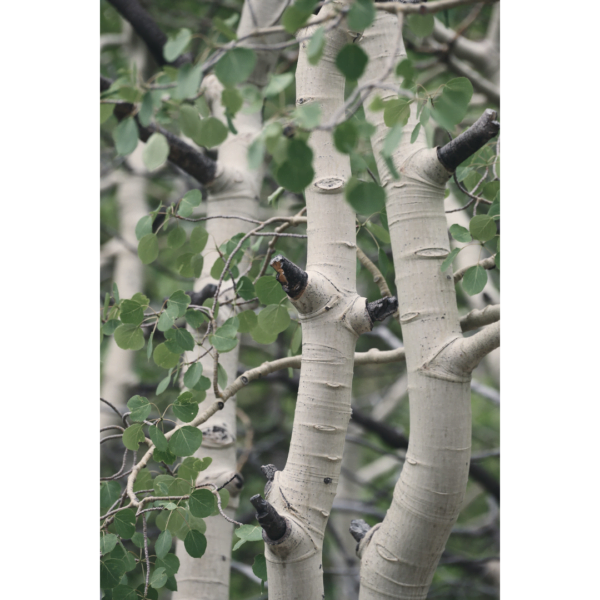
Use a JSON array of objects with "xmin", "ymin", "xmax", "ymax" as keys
[
  {"xmin": 366, "ymin": 296, "xmax": 398, "ymax": 323},
  {"xmin": 250, "ymin": 494, "xmax": 287, "ymax": 541},
  {"xmin": 270, "ymin": 255, "xmax": 308, "ymax": 300},
  {"xmin": 349, "ymin": 519, "xmax": 371, "ymax": 543}
]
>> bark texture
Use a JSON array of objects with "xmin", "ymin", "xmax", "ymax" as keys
[
  {"xmin": 259, "ymin": 7, "xmax": 377, "ymax": 598},
  {"xmin": 355, "ymin": 12, "xmax": 499, "ymax": 599}
]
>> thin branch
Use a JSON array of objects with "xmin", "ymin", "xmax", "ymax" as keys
[
  {"xmin": 107, "ymin": 0, "xmax": 190, "ymax": 67},
  {"xmin": 454, "ymin": 254, "xmax": 496, "ymax": 283},
  {"xmin": 357, "ymin": 247, "xmax": 392, "ymax": 299},
  {"xmin": 454, "ymin": 321, "xmax": 500, "ymax": 373},
  {"xmin": 460, "ymin": 304, "xmax": 500, "ymax": 332},
  {"xmin": 375, "ymin": 0, "xmax": 499, "ymax": 15}
]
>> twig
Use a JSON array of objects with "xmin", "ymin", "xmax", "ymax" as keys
[{"xmin": 453, "ymin": 254, "xmax": 496, "ymax": 283}]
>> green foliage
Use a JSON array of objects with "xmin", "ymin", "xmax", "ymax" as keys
[
  {"xmin": 345, "ymin": 178, "xmax": 386, "ymax": 214},
  {"xmin": 163, "ymin": 28, "xmax": 192, "ymax": 62},
  {"xmin": 215, "ymin": 48, "xmax": 257, "ymax": 87},
  {"xmin": 431, "ymin": 77, "xmax": 474, "ymax": 130},
  {"xmin": 335, "ymin": 44, "xmax": 368, "ymax": 81}
]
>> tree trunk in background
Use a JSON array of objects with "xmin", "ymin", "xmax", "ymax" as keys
[{"xmin": 174, "ymin": 3, "xmax": 288, "ymax": 598}]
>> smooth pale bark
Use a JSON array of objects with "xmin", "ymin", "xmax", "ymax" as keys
[
  {"xmin": 174, "ymin": 3, "xmax": 288, "ymax": 598},
  {"xmin": 355, "ymin": 12, "xmax": 499, "ymax": 599},
  {"xmin": 260, "ymin": 8, "xmax": 375, "ymax": 599}
]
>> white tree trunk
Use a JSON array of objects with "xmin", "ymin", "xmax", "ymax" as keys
[
  {"xmin": 174, "ymin": 2, "xmax": 288, "ymax": 598},
  {"xmin": 355, "ymin": 12, "xmax": 499, "ymax": 599}
]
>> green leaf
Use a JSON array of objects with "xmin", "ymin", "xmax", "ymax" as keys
[
  {"xmin": 190, "ymin": 225, "xmax": 208, "ymax": 253},
  {"xmin": 172, "ymin": 392, "xmax": 199, "ymax": 422},
  {"xmin": 135, "ymin": 215, "xmax": 154, "ymax": 241},
  {"xmin": 215, "ymin": 48, "xmax": 257, "ymax": 86},
  {"xmin": 138, "ymin": 92, "xmax": 154, "ymax": 127},
  {"xmin": 255, "ymin": 276, "xmax": 287, "ymax": 305},
  {"xmin": 156, "ymin": 369, "xmax": 173, "ymax": 396},
  {"xmin": 102, "ymin": 319, "xmax": 120, "ymax": 336},
  {"xmin": 275, "ymin": 138, "xmax": 314, "ymax": 193},
  {"xmin": 164, "ymin": 28, "xmax": 192, "ymax": 62},
  {"xmin": 366, "ymin": 222, "xmax": 390, "ymax": 244},
  {"xmin": 101, "ymin": 533, "xmax": 119, "ymax": 555},
  {"xmin": 236, "ymin": 276, "xmax": 256, "ymax": 300},
  {"xmin": 237, "ymin": 310, "xmax": 258, "ymax": 333},
  {"xmin": 185, "ymin": 309, "xmax": 206, "ymax": 329},
  {"xmin": 345, "ymin": 178, "xmax": 386, "ymax": 214},
  {"xmin": 148, "ymin": 426, "xmax": 169, "ymax": 451},
  {"xmin": 252, "ymin": 554, "xmax": 268, "ymax": 581},
  {"xmin": 169, "ymin": 426, "xmax": 203, "ymax": 457},
  {"xmin": 113, "ymin": 117, "xmax": 139, "ymax": 156},
  {"xmin": 165, "ymin": 328, "xmax": 195, "ymax": 353},
  {"xmin": 488, "ymin": 196, "xmax": 500, "ymax": 219},
  {"xmin": 180, "ymin": 104, "xmax": 202, "ymax": 138},
  {"xmin": 348, "ymin": 0, "xmax": 376, "ymax": 31},
  {"xmin": 178, "ymin": 189, "xmax": 202, "ymax": 218},
  {"xmin": 410, "ymin": 122, "xmax": 421, "ymax": 144},
  {"xmin": 119, "ymin": 300, "xmax": 143, "ymax": 326},
  {"xmin": 113, "ymin": 508, "xmax": 136, "ymax": 539},
  {"xmin": 462, "ymin": 265, "xmax": 488, "ymax": 295},
  {"xmin": 138, "ymin": 233, "xmax": 159, "ymax": 264},
  {"xmin": 157, "ymin": 311, "xmax": 175, "ymax": 333},
  {"xmin": 469, "ymin": 215, "xmax": 497, "ymax": 242},
  {"xmin": 127, "ymin": 395, "xmax": 151, "ymax": 423},
  {"xmin": 336, "ymin": 44, "xmax": 368, "ymax": 81},
  {"xmin": 175, "ymin": 62, "xmax": 203, "ymax": 100},
  {"xmin": 282, "ymin": 4, "xmax": 314, "ymax": 34},
  {"xmin": 431, "ymin": 77, "xmax": 473, "ymax": 130},
  {"xmin": 307, "ymin": 26, "xmax": 326, "ymax": 64},
  {"xmin": 217, "ymin": 363, "xmax": 228, "ymax": 389},
  {"xmin": 114, "ymin": 324, "xmax": 145, "ymax": 351},
  {"xmin": 133, "ymin": 467, "xmax": 153, "ymax": 493},
  {"xmin": 210, "ymin": 331, "xmax": 238, "ymax": 353},
  {"xmin": 396, "ymin": 58, "xmax": 416, "ymax": 83},
  {"xmin": 482, "ymin": 180, "xmax": 500, "ymax": 201},
  {"xmin": 183, "ymin": 362, "xmax": 203, "ymax": 389},
  {"xmin": 168, "ymin": 226, "xmax": 187, "ymax": 249},
  {"xmin": 101, "ymin": 558, "xmax": 126, "ymax": 589},
  {"xmin": 143, "ymin": 133, "xmax": 169, "ymax": 171},
  {"xmin": 440, "ymin": 247, "xmax": 461, "ymax": 272},
  {"xmin": 236, "ymin": 524, "xmax": 263, "ymax": 542},
  {"xmin": 150, "ymin": 567, "xmax": 168, "ymax": 589},
  {"xmin": 406, "ymin": 13, "xmax": 434, "ymax": 37},
  {"xmin": 100, "ymin": 480, "xmax": 121, "ymax": 509},
  {"xmin": 294, "ymin": 103, "xmax": 321, "ymax": 128},
  {"xmin": 100, "ymin": 103, "xmax": 115, "ymax": 124},
  {"xmin": 169, "ymin": 290, "xmax": 192, "ymax": 317},
  {"xmin": 247, "ymin": 137, "xmax": 265, "ymax": 170},
  {"xmin": 263, "ymin": 73, "xmax": 294, "ymax": 98},
  {"xmin": 155, "ymin": 531, "xmax": 172, "ymax": 560},
  {"xmin": 189, "ymin": 489, "xmax": 216, "ymax": 518},
  {"xmin": 258, "ymin": 305, "xmax": 290, "ymax": 335},
  {"xmin": 122, "ymin": 423, "xmax": 145, "ymax": 451},
  {"xmin": 250, "ymin": 324, "xmax": 278, "ymax": 345},
  {"xmin": 135, "ymin": 584, "xmax": 158, "ymax": 600},
  {"xmin": 176, "ymin": 253, "xmax": 203, "ymax": 278},
  {"xmin": 154, "ymin": 447, "xmax": 177, "ymax": 464},
  {"xmin": 383, "ymin": 98, "xmax": 411, "ymax": 127},
  {"xmin": 334, "ymin": 121, "xmax": 359, "ymax": 154},
  {"xmin": 419, "ymin": 102, "xmax": 431, "ymax": 126},
  {"xmin": 196, "ymin": 117, "xmax": 228, "ymax": 149},
  {"xmin": 154, "ymin": 343, "xmax": 181, "ymax": 369},
  {"xmin": 449, "ymin": 224, "xmax": 472, "ymax": 243},
  {"xmin": 382, "ymin": 123, "xmax": 403, "ymax": 157},
  {"xmin": 112, "ymin": 585, "xmax": 137, "ymax": 600},
  {"xmin": 184, "ymin": 530, "xmax": 207, "ymax": 558},
  {"xmin": 156, "ymin": 553, "xmax": 180, "ymax": 577}
]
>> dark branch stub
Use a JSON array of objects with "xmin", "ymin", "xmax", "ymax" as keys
[
  {"xmin": 366, "ymin": 296, "xmax": 398, "ymax": 324},
  {"xmin": 270, "ymin": 255, "xmax": 308, "ymax": 300},
  {"xmin": 261, "ymin": 464, "xmax": 279, "ymax": 496},
  {"xmin": 349, "ymin": 519, "xmax": 371, "ymax": 543},
  {"xmin": 250, "ymin": 494, "xmax": 287, "ymax": 541},
  {"xmin": 437, "ymin": 109, "xmax": 500, "ymax": 173}
]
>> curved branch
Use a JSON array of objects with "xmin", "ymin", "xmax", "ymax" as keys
[
  {"xmin": 460, "ymin": 304, "xmax": 500, "ymax": 332},
  {"xmin": 453, "ymin": 320, "xmax": 500, "ymax": 373},
  {"xmin": 107, "ymin": 0, "xmax": 190, "ymax": 67},
  {"xmin": 454, "ymin": 254, "xmax": 496, "ymax": 283},
  {"xmin": 101, "ymin": 77, "xmax": 217, "ymax": 185}
]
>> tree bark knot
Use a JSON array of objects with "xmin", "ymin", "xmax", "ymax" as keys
[{"xmin": 419, "ymin": 336, "xmax": 472, "ymax": 383}]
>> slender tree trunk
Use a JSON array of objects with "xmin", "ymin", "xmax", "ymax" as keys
[
  {"xmin": 253, "ymin": 7, "xmax": 396, "ymax": 599},
  {"xmin": 353, "ymin": 12, "xmax": 499, "ymax": 599},
  {"xmin": 174, "ymin": 3, "xmax": 288, "ymax": 598}
]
